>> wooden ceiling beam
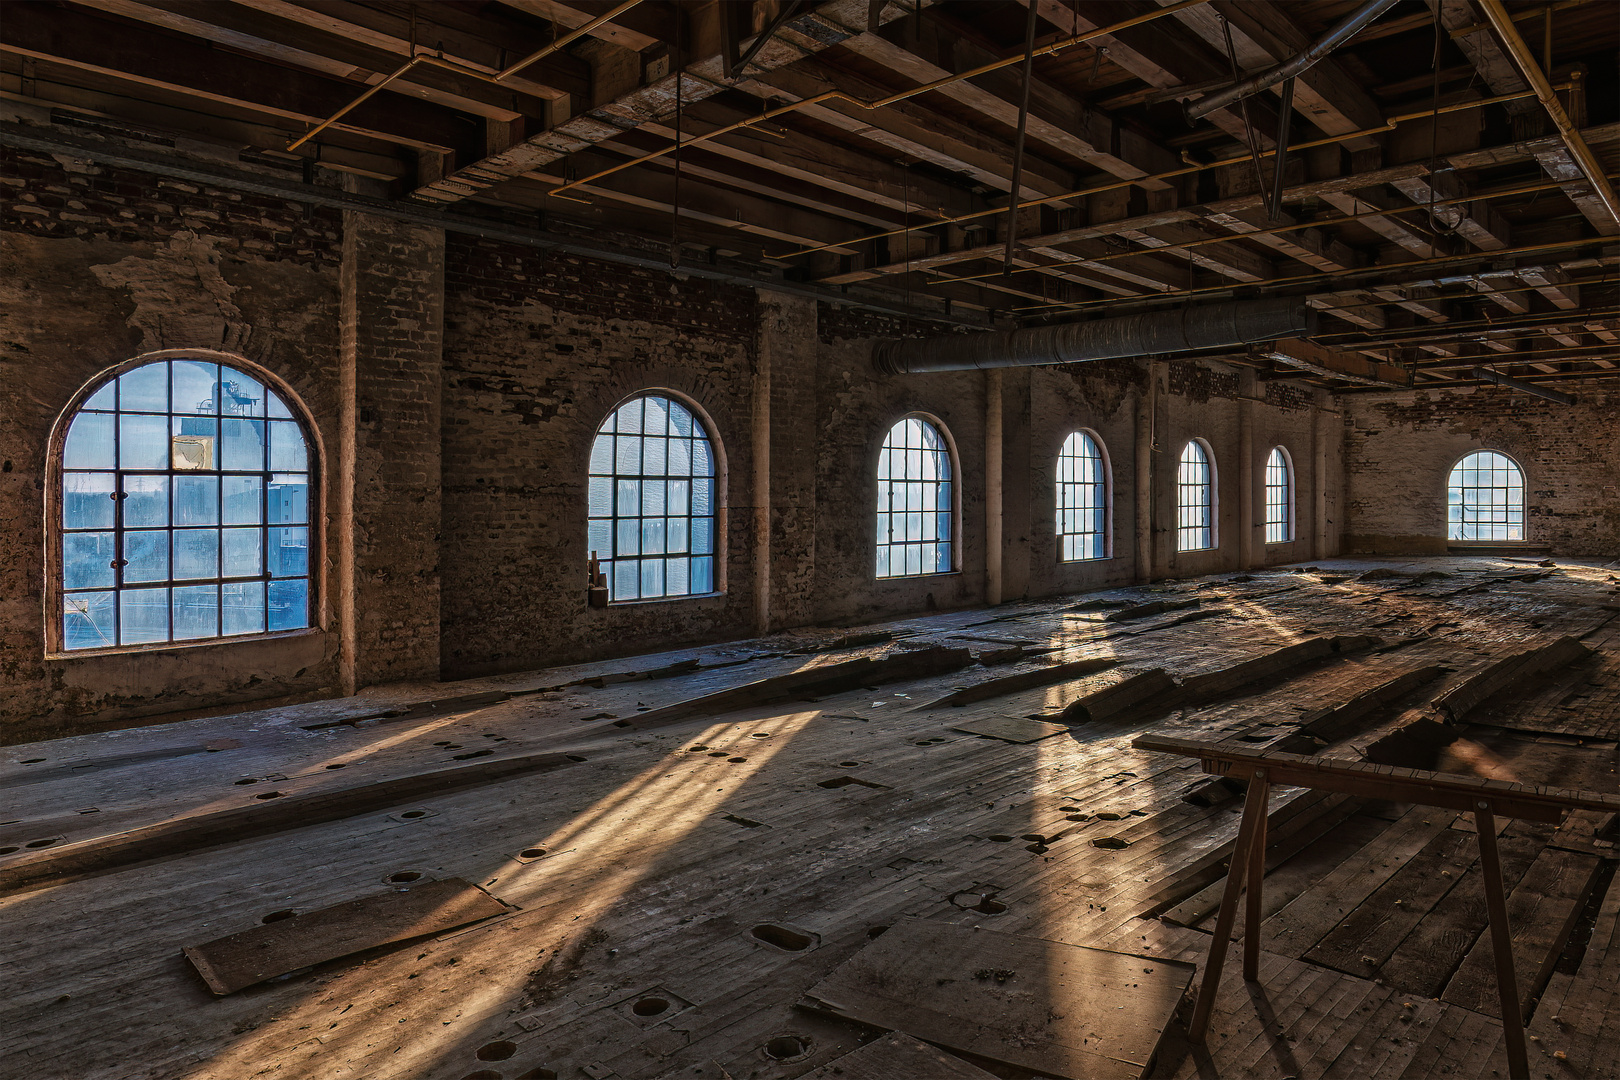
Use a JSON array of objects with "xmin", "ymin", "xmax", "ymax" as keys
[
  {"xmin": 497, "ymin": 0, "xmax": 667, "ymax": 53},
  {"xmin": 0, "ymin": 4, "xmax": 478, "ymax": 155},
  {"xmin": 74, "ymin": 0, "xmax": 552, "ymax": 119},
  {"xmin": 412, "ymin": 0, "xmax": 916, "ymax": 205}
]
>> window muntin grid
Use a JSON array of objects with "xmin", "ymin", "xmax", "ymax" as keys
[
  {"xmin": 1176, "ymin": 440, "xmax": 1215, "ymax": 552},
  {"xmin": 876, "ymin": 416, "xmax": 954, "ymax": 578},
  {"xmin": 58, "ymin": 359, "xmax": 312, "ymax": 651},
  {"xmin": 1447, "ymin": 451, "xmax": 1525, "ymax": 541},
  {"xmin": 1056, "ymin": 431, "xmax": 1109, "ymax": 562},
  {"xmin": 1264, "ymin": 446, "xmax": 1294, "ymax": 544},
  {"xmin": 588, "ymin": 394, "xmax": 718, "ymax": 602}
]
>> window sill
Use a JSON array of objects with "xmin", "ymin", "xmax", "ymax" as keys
[
  {"xmin": 875, "ymin": 570, "xmax": 962, "ymax": 582},
  {"xmin": 45, "ymin": 626, "xmax": 321, "ymax": 661},
  {"xmin": 1058, "ymin": 556, "xmax": 1113, "ymax": 565},
  {"xmin": 605, "ymin": 590, "xmax": 725, "ymax": 608}
]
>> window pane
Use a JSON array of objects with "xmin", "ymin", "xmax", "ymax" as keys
[
  {"xmin": 669, "ymin": 402, "xmax": 693, "ymax": 436},
  {"xmin": 616, "ymin": 434, "xmax": 641, "ymax": 474},
  {"xmin": 640, "ymin": 558, "xmax": 665, "ymax": 598},
  {"xmin": 223, "ymin": 475, "xmax": 264, "ymax": 524},
  {"xmin": 118, "ymin": 362, "xmax": 168, "ymax": 412},
  {"xmin": 666, "ymin": 557, "xmax": 689, "ymax": 594},
  {"xmin": 668, "ymin": 479, "xmax": 690, "ymax": 516},
  {"xmin": 63, "ymin": 472, "xmax": 116, "ymax": 529},
  {"xmin": 691, "ymin": 517, "xmax": 713, "ymax": 555},
  {"xmin": 119, "ymin": 587, "xmax": 169, "ymax": 644},
  {"xmin": 119, "ymin": 414, "xmax": 169, "ymax": 469},
  {"xmin": 616, "ymin": 398, "xmax": 643, "ymax": 434},
  {"xmin": 221, "ymin": 372, "xmax": 265, "ymax": 417},
  {"xmin": 589, "ymin": 434, "xmax": 613, "ymax": 473},
  {"xmin": 268, "ymin": 475, "xmax": 308, "ymax": 524},
  {"xmin": 171, "ymin": 416, "xmax": 217, "ymax": 471},
  {"xmin": 667, "ymin": 516, "xmax": 688, "ymax": 553},
  {"xmin": 616, "ymin": 518, "xmax": 639, "ymax": 557},
  {"xmin": 643, "ymin": 436, "xmax": 668, "ymax": 475},
  {"xmin": 588, "ymin": 477, "xmax": 612, "ymax": 516},
  {"xmin": 267, "ymin": 527, "xmax": 309, "ymax": 577},
  {"xmin": 268, "ymin": 421, "xmax": 307, "ymax": 470},
  {"xmin": 172, "ymin": 584, "xmax": 219, "ymax": 640},
  {"xmin": 173, "ymin": 475, "xmax": 220, "ymax": 526},
  {"xmin": 223, "ymin": 527, "xmax": 262, "ymax": 577},
  {"xmin": 642, "ymin": 479, "xmax": 666, "ymax": 516},
  {"xmin": 221, "ymin": 418, "xmax": 266, "ymax": 472},
  {"xmin": 122, "ymin": 475, "xmax": 169, "ymax": 527},
  {"xmin": 267, "ymin": 389, "xmax": 292, "ymax": 419},
  {"xmin": 123, "ymin": 529, "xmax": 169, "ymax": 582},
  {"xmin": 63, "ymin": 591, "xmax": 115, "ymax": 650},
  {"xmin": 83, "ymin": 381, "xmax": 116, "ymax": 411},
  {"xmin": 641, "ymin": 516, "xmax": 666, "ymax": 555},
  {"xmin": 613, "ymin": 561, "xmax": 638, "ymax": 600},
  {"xmin": 692, "ymin": 478, "xmax": 712, "ymax": 516},
  {"xmin": 222, "ymin": 582, "xmax": 266, "ymax": 635},
  {"xmin": 691, "ymin": 557, "xmax": 713, "ymax": 594},
  {"xmin": 617, "ymin": 479, "xmax": 639, "ymax": 517},
  {"xmin": 588, "ymin": 520, "xmax": 612, "ymax": 559},
  {"xmin": 64, "ymin": 532, "xmax": 116, "ymax": 590},
  {"xmin": 643, "ymin": 396, "xmax": 669, "ymax": 435},
  {"xmin": 268, "ymin": 578, "xmax": 308, "ymax": 631},
  {"xmin": 173, "ymin": 528, "xmax": 220, "ymax": 580},
  {"xmin": 668, "ymin": 438, "xmax": 691, "ymax": 475},
  {"xmin": 64, "ymin": 412, "xmax": 115, "ymax": 470},
  {"xmin": 172, "ymin": 360, "xmax": 219, "ymax": 415}
]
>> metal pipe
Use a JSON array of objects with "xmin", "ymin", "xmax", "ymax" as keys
[
  {"xmin": 1267, "ymin": 77, "xmax": 1296, "ymax": 222},
  {"xmin": 1477, "ymin": 0, "xmax": 1620, "ymax": 229},
  {"xmin": 1471, "ymin": 367, "xmax": 1577, "ymax": 404},
  {"xmin": 873, "ymin": 298, "xmax": 1315, "ymax": 375},
  {"xmin": 496, "ymin": 0, "xmax": 646, "ymax": 81},
  {"xmin": 1185, "ymin": 0, "xmax": 1400, "ymax": 122}
]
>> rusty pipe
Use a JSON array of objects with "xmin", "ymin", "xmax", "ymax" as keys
[
  {"xmin": 872, "ymin": 297, "xmax": 1314, "ymax": 375},
  {"xmin": 1477, "ymin": 0, "xmax": 1620, "ymax": 229}
]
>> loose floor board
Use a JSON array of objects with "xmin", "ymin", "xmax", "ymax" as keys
[
  {"xmin": 802, "ymin": 916, "xmax": 1195, "ymax": 1079},
  {"xmin": 182, "ymin": 877, "xmax": 508, "ymax": 994},
  {"xmin": 948, "ymin": 715, "xmax": 1071, "ymax": 743}
]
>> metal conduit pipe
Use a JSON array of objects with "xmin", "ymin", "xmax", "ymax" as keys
[
  {"xmin": 1185, "ymin": 0, "xmax": 1400, "ymax": 122},
  {"xmin": 1471, "ymin": 367, "xmax": 1577, "ymax": 405},
  {"xmin": 872, "ymin": 298, "xmax": 1315, "ymax": 375}
]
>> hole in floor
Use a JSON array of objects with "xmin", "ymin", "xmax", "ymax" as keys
[
  {"xmin": 475, "ymin": 1040, "xmax": 518, "ymax": 1061},
  {"xmin": 751, "ymin": 732, "xmax": 772, "ymax": 738},
  {"xmin": 401, "ymin": 810, "xmax": 428, "ymax": 819},
  {"xmin": 722, "ymin": 814, "xmax": 765, "ymax": 829},
  {"xmin": 453, "ymin": 749, "xmax": 495, "ymax": 760},
  {"xmin": 0, "ymin": 846, "xmax": 19, "ymax": 855},
  {"xmin": 520, "ymin": 847, "xmax": 547, "ymax": 858},
  {"xmin": 751, "ymin": 924, "xmax": 814, "ymax": 951},
  {"xmin": 1020, "ymin": 833, "xmax": 1044, "ymax": 842},
  {"xmin": 817, "ymin": 776, "xmax": 888, "ymax": 790},
  {"xmin": 433, "ymin": 741, "xmax": 453, "ymax": 746},
  {"xmin": 20, "ymin": 758, "xmax": 45, "ymax": 764},
  {"xmin": 261, "ymin": 910, "xmax": 296, "ymax": 923},
  {"xmin": 708, "ymin": 752, "xmax": 728, "ymax": 757},
  {"xmin": 987, "ymin": 834, "xmax": 1014, "ymax": 842},
  {"xmin": 26, "ymin": 838, "xmax": 57, "ymax": 850},
  {"xmin": 687, "ymin": 746, "xmax": 708, "ymax": 752},
  {"xmin": 728, "ymin": 757, "xmax": 747, "ymax": 763},
  {"xmin": 632, "ymin": 997, "xmax": 669, "ymax": 1017},
  {"xmin": 462, "ymin": 1072, "xmax": 502, "ymax": 1080},
  {"xmin": 866, "ymin": 925, "xmax": 890, "ymax": 939},
  {"xmin": 764, "ymin": 1034, "xmax": 811, "ymax": 1061},
  {"xmin": 1026, "ymin": 843, "xmax": 1048, "ymax": 854},
  {"xmin": 1092, "ymin": 836, "xmax": 1130, "ymax": 849},
  {"xmin": 389, "ymin": 871, "xmax": 422, "ymax": 883},
  {"xmin": 565, "ymin": 755, "xmax": 587, "ymax": 762},
  {"xmin": 233, "ymin": 778, "xmax": 259, "ymax": 785},
  {"xmin": 973, "ymin": 898, "xmax": 1007, "ymax": 914},
  {"xmin": 325, "ymin": 763, "xmax": 346, "ymax": 770},
  {"xmin": 839, "ymin": 761, "xmax": 861, "ymax": 767},
  {"xmin": 254, "ymin": 792, "xmax": 284, "ymax": 800}
]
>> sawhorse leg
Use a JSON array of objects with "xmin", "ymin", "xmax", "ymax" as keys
[
  {"xmin": 1187, "ymin": 768, "xmax": 1270, "ymax": 1042},
  {"xmin": 1474, "ymin": 802, "xmax": 1529, "ymax": 1079}
]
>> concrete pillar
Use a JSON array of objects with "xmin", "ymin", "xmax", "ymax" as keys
[
  {"xmin": 985, "ymin": 369, "xmax": 1003, "ymax": 605},
  {"xmin": 338, "ymin": 201, "xmax": 444, "ymax": 693}
]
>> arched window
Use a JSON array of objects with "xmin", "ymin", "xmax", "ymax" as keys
[
  {"xmin": 56, "ymin": 357, "xmax": 313, "ymax": 650},
  {"xmin": 876, "ymin": 416, "xmax": 954, "ymax": 578},
  {"xmin": 588, "ymin": 393, "xmax": 719, "ymax": 602},
  {"xmin": 1056, "ymin": 430, "xmax": 1109, "ymax": 561},
  {"xmin": 1176, "ymin": 439, "xmax": 1216, "ymax": 552},
  {"xmin": 1264, "ymin": 446, "xmax": 1294, "ymax": 544},
  {"xmin": 1447, "ymin": 451, "xmax": 1525, "ymax": 541}
]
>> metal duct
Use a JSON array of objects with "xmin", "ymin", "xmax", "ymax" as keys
[
  {"xmin": 1471, "ymin": 367, "xmax": 1576, "ymax": 405},
  {"xmin": 872, "ymin": 298, "xmax": 1316, "ymax": 375},
  {"xmin": 1185, "ymin": 0, "xmax": 1400, "ymax": 122}
]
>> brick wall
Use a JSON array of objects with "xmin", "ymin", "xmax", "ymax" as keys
[{"xmin": 1344, "ymin": 380, "xmax": 1620, "ymax": 555}]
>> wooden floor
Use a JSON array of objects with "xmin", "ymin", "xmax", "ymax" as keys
[{"xmin": 2, "ymin": 556, "xmax": 1616, "ymax": 1080}]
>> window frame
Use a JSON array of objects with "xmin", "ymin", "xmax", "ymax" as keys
[
  {"xmin": 1446, "ymin": 449, "xmax": 1528, "ymax": 543},
  {"xmin": 43, "ymin": 350, "xmax": 323, "ymax": 658},
  {"xmin": 874, "ymin": 412, "xmax": 960, "ymax": 580},
  {"xmin": 586, "ymin": 389, "xmax": 727, "ymax": 605},
  {"xmin": 1055, "ymin": 429, "xmax": 1112, "ymax": 563},
  {"xmin": 1263, "ymin": 445, "xmax": 1295, "ymax": 545},
  {"xmin": 1175, "ymin": 438, "xmax": 1219, "ymax": 553}
]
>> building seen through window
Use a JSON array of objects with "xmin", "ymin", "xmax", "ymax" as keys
[
  {"xmin": 876, "ymin": 416, "xmax": 953, "ymax": 578},
  {"xmin": 1448, "ymin": 450, "xmax": 1525, "ymax": 541}
]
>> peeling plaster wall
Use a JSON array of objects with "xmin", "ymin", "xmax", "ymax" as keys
[
  {"xmin": 1, "ymin": 146, "xmax": 345, "ymax": 739},
  {"xmin": 1343, "ymin": 380, "xmax": 1620, "ymax": 555}
]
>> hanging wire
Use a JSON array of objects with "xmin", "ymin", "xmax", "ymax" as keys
[
  {"xmin": 1221, "ymin": 15, "xmax": 1269, "ymax": 198},
  {"xmin": 670, "ymin": 14, "xmax": 683, "ymax": 269}
]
